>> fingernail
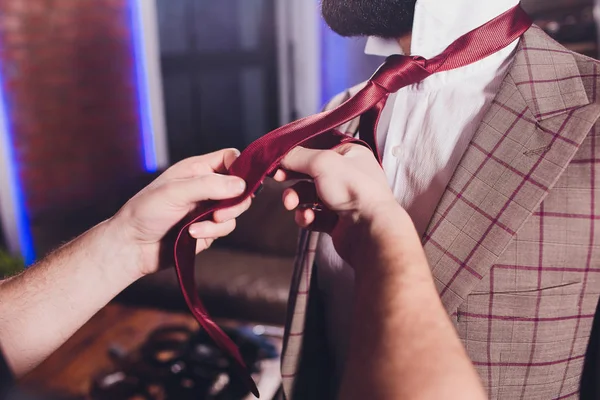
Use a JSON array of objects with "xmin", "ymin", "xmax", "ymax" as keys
[
  {"xmin": 232, "ymin": 148, "xmax": 241, "ymax": 157},
  {"xmin": 230, "ymin": 177, "xmax": 246, "ymax": 192}
]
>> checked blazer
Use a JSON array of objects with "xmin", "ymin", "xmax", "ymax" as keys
[{"xmin": 281, "ymin": 26, "xmax": 600, "ymax": 400}]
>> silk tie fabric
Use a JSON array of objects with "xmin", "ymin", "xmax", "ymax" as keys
[{"xmin": 172, "ymin": 5, "xmax": 533, "ymax": 396}]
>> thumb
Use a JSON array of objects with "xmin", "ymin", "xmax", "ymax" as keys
[
  {"xmin": 162, "ymin": 174, "xmax": 246, "ymax": 207},
  {"xmin": 281, "ymin": 146, "xmax": 342, "ymax": 179}
]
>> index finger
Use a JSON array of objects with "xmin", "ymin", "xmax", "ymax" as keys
[{"xmin": 154, "ymin": 148, "xmax": 241, "ymax": 184}]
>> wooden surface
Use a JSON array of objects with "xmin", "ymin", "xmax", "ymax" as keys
[{"xmin": 19, "ymin": 303, "xmax": 283, "ymax": 399}]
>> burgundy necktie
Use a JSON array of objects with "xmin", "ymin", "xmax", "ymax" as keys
[{"xmin": 172, "ymin": 6, "xmax": 532, "ymax": 397}]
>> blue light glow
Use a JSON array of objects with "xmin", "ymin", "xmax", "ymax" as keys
[
  {"xmin": 129, "ymin": 0, "xmax": 158, "ymax": 172},
  {"xmin": 319, "ymin": 18, "xmax": 350, "ymax": 108},
  {"xmin": 0, "ymin": 63, "xmax": 36, "ymax": 265}
]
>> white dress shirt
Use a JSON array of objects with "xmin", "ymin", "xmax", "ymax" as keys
[{"xmin": 316, "ymin": 0, "xmax": 522, "ymax": 386}]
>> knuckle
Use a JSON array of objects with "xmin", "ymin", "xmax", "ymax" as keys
[
  {"xmin": 348, "ymin": 144, "xmax": 371, "ymax": 158},
  {"xmin": 198, "ymin": 174, "xmax": 225, "ymax": 193},
  {"xmin": 312, "ymin": 151, "xmax": 337, "ymax": 171},
  {"xmin": 354, "ymin": 144, "xmax": 372, "ymax": 154}
]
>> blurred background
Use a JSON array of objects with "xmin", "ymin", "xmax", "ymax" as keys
[
  {"xmin": 0, "ymin": 0, "xmax": 598, "ymax": 398},
  {"xmin": 0, "ymin": 0, "xmax": 596, "ymax": 265}
]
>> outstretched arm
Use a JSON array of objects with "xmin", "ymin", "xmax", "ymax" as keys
[{"xmin": 0, "ymin": 149, "xmax": 250, "ymax": 376}]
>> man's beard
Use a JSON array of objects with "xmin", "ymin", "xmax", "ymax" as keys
[{"xmin": 321, "ymin": 0, "xmax": 417, "ymax": 38}]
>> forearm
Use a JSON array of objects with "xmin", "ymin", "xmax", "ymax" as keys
[
  {"xmin": 0, "ymin": 218, "xmax": 142, "ymax": 376},
  {"xmin": 339, "ymin": 215, "xmax": 486, "ymax": 400}
]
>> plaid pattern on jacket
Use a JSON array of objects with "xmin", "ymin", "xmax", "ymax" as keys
[{"xmin": 281, "ymin": 26, "xmax": 600, "ymax": 399}]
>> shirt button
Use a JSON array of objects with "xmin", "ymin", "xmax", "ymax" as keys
[{"xmin": 392, "ymin": 146, "xmax": 403, "ymax": 158}]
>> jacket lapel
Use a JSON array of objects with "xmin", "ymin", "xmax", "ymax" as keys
[
  {"xmin": 281, "ymin": 88, "xmax": 355, "ymax": 396},
  {"xmin": 281, "ymin": 26, "xmax": 600, "ymax": 395},
  {"xmin": 422, "ymin": 26, "xmax": 600, "ymax": 313}
]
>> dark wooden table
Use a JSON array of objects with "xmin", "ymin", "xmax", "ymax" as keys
[{"xmin": 19, "ymin": 303, "xmax": 283, "ymax": 399}]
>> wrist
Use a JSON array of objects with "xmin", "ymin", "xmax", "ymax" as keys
[
  {"xmin": 102, "ymin": 215, "xmax": 146, "ymax": 282},
  {"xmin": 350, "ymin": 203, "xmax": 428, "ymax": 276},
  {"xmin": 364, "ymin": 203, "xmax": 412, "ymax": 240},
  {"xmin": 360, "ymin": 202, "xmax": 414, "ymax": 252}
]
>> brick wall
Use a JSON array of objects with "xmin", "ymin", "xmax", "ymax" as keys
[{"xmin": 0, "ymin": 0, "xmax": 145, "ymax": 254}]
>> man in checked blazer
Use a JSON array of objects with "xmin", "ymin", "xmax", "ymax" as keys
[{"xmin": 281, "ymin": 0, "xmax": 600, "ymax": 399}]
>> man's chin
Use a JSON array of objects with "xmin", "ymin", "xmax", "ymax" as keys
[{"xmin": 327, "ymin": 27, "xmax": 413, "ymax": 40}]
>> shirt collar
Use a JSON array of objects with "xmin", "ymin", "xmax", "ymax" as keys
[{"xmin": 365, "ymin": 0, "xmax": 520, "ymax": 58}]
